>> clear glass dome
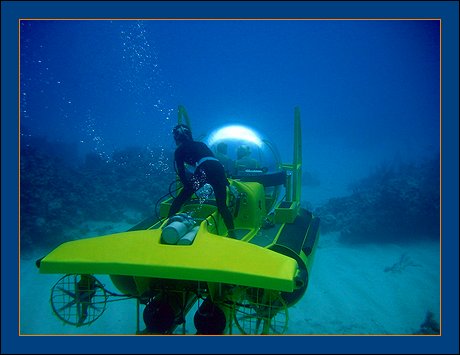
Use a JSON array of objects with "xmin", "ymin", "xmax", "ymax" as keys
[{"xmin": 204, "ymin": 124, "xmax": 283, "ymax": 178}]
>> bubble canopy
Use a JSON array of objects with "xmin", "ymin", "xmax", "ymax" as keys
[
  {"xmin": 203, "ymin": 124, "xmax": 282, "ymax": 178},
  {"xmin": 207, "ymin": 125, "xmax": 264, "ymax": 147}
]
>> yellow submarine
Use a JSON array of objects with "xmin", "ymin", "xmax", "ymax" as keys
[{"xmin": 36, "ymin": 106, "xmax": 320, "ymax": 335}]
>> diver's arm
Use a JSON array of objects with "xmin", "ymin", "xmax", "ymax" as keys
[{"xmin": 174, "ymin": 150, "xmax": 188, "ymax": 185}]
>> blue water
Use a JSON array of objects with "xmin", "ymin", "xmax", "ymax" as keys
[
  {"xmin": 19, "ymin": 19, "xmax": 441, "ymax": 337},
  {"xmin": 20, "ymin": 20, "xmax": 439, "ymax": 172}
]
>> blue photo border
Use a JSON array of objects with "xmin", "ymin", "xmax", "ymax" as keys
[{"xmin": 2, "ymin": 1, "xmax": 458, "ymax": 354}]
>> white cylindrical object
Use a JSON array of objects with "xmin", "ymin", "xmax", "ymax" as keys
[
  {"xmin": 167, "ymin": 214, "xmax": 186, "ymax": 224},
  {"xmin": 181, "ymin": 216, "xmax": 195, "ymax": 230},
  {"xmin": 177, "ymin": 226, "xmax": 200, "ymax": 245},
  {"xmin": 162, "ymin": 221, "xmax": 190, "ymax": 244}
]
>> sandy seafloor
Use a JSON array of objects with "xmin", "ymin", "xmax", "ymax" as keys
[
  {"xmin": 19, "ymin": 184, "xmax": 440, "ymax": 337},
  {"xmin": 20, "ymin": 233, "xmax": 440, "ymax": 336}
]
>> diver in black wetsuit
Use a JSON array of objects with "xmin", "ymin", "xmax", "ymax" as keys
[{"xmin": 168, "ymin": 124, "xmax": 235, "ymax": 238}]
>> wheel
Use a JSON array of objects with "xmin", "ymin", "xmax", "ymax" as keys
[
  {"xmin": 233, "ymin": 288, "xmax": 288, "ymax": 335},
  {"xmin": 50, "ymin": 274, "xmax": 107, "ymax": 326}
]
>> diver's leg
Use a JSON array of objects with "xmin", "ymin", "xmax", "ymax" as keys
[
  {"xmin": 202, "ymin": 161, "xmax": 235, "ymax": 237},
  {"xmin": 168, "ymin": 186, "xmax": 194, "ymax": 217},
  {"xmin": 213, "ymin": 183, "xmax": 235, "ymax": 234}
]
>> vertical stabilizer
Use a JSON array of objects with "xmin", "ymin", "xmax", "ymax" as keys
[
  {"xmin": 178, "ymin": 105, "xmax": 191, "ymax": 131},
  {"xmin": 292, "ymin": 107, "xmax": 302, "ymax": 203}
]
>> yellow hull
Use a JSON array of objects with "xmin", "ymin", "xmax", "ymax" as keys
[{"xmin": 38, "ymin": 225, "xmax": 298, "ymax": 292}]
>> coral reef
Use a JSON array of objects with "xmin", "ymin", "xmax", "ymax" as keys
[
  {"xmin": 314, "ymin": 156, "xmax": 440, "ymax": 243},
  {"xmin": 20, "ymin": 134, "xmax": 175, "ymax": 251}
]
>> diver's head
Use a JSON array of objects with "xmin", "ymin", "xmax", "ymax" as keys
[
  {"xmin": 172, "ymin": 124, "xmax": 193, "ymax": 144},
  {"xmin": 237, "ymin": 145, "xmax": 251, "ymax": 159}
]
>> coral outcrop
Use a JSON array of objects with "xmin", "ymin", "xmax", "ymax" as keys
[
  {"xmin": 20, "ymin": 134, "xmax": 175, "ymax": 251},
  {"xmin": 313, "ymin": 156, "xmax": 440, "ymax": 243}
]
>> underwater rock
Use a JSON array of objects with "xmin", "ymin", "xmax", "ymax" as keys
[{"xmin": 414, "ymin": 311, "xmax": 440, "ymax": 335}]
